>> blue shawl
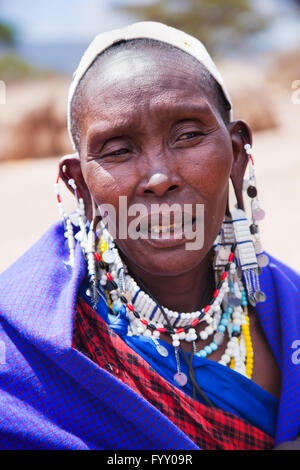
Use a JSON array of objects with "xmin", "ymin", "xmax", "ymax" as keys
[{"xmin": 0, "ymin": 222, "xmax": 299, "ymax": 449}]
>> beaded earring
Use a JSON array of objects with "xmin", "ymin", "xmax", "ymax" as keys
[
  {"xmin": 54, "ymin": 174, "xmax": 75, "ymax": 268},
  {"xmin": 242, "ymin": 139, "xmax": 270, "ymax": 272},
  {"xmin": 55, "ymin": 172, "xmax": 100, "ymax": 307},
  {"xmin": 214, "ymin": 138, "xmax": 267, "ymax": 307}
]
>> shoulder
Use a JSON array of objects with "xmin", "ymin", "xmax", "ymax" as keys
[
  {"xmin": 0, "ymin": 220, "xmax": 85, "ymax": 336},
  {"xmin": 263, "ymin": 253, "xmax": 300, "ymax": 294}
]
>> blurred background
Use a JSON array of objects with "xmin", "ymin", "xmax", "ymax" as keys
[{"xmin": 0, "ymin": 0, "xmax": 299, "ymax": 273}]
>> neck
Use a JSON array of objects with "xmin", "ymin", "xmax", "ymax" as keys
[{"xmin": 122, "ymin": 249, "xmax": 215, "ymax": 313}]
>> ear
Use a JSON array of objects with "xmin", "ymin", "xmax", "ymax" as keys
[
  {"xmin": 58, "ymin": 153, "xmax": 93, "ymax": 221},
  {"xmin": 227, "ymin": 120, "xmax": 252, "ymax": 211}
]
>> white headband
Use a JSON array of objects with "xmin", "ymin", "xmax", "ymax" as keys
[{"xmin": 67, "ymin": 21, "xmax": 233, "ymax": 149}]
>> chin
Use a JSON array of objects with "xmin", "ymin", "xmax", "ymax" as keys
[{"xmin": 118, "ymin": 238, "xmax": 209, "ymax": 278}]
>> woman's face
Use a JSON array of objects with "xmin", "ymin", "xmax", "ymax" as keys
[{"xmin": 70, "ymin": 48, "xmax": 246, "ymax": 277}]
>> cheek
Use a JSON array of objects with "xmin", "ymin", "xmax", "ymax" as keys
[
  {"xmin": 181, "ymin": 133, "xmax": 232, "ymax": 200},
  {"xmin": 83, "ymin": 161, "xmax": 138, "ymax": 223}
]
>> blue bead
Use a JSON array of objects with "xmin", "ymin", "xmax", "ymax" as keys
[
  {"xmin": 113, "ymin": 305, "xmax": 120, "ymax": 313},
  {"xmin": 218, "ymin": 324, "xmax": 226, "ymax": 333},
  {"xmin": 204, "ymin": 345, "xmax": 212, "ymax": 354},
  {"xmin": 242, "ymin": 300, "xmax": 248, "ymax": 306},
  {"xmin": 197, "ymin": 350, "xmax": 207, "ymax": 358},
  {"xmin": 119, "ymin": 304, "xmax": 127, "ymax": 318},
  {"xmin": 232, "ymin": 324, "xmax": 240, "ymax": 332},
  {"xmin": 226, "ymin": 306, "xmax": 233, "ymax": 314},
  {"xmin": 210, "ymin": 341, "xmax": 218, "ymax": 351}
]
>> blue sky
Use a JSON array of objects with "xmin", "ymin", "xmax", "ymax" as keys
[{"xmin": 0, "ymin": 0, "xmax": 136, "ymax": 42}]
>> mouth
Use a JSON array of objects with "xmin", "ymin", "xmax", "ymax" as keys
[
  {"xmin": 136, "ymin": 211, "xmax": 198, "ymax": 248},
  {"xmin": 149, "ymin": 218, "xmax": 195, "ymax": 235}
]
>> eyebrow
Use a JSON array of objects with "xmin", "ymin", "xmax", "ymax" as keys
[{"xmin": 85, "ymin": 98, "xmax": 216, "ymax": 148}]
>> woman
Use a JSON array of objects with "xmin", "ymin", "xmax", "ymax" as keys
[{"xmin": 0, "ymin": 21, "xmax": 299, "ymax": 450}]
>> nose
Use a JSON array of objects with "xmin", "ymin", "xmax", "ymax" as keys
[{"xmin": 139, "ymin": 172, "xmax": 181, "ymax": 197}]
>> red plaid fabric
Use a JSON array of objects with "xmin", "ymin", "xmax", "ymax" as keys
[{"xmin": 73, "ymin": 297, "xmax": 275, "ymax": 450}]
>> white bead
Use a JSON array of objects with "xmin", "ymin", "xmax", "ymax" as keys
[
  {"xmin": 200, "ymin": 330, "xmax": 208, "ymax": 340},
  {"xmin": 173, "ymin": 340, "xmax": 180, "ymax": 347},
  {"xmin": 205, "ymin": 326, "xmax": 213, "ymax": 335},
  {"xmin": 221, "ymin": 354, "xmax": 230, "ymax": 364}
]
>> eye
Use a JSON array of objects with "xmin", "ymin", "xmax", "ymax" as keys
[
  {"xmin": 177, "ymin": 131, "xmax": 201, "ymax": 141},
  {"xmin": 103, "ymin": 148, "xmax": 129, "ymax": 157}
]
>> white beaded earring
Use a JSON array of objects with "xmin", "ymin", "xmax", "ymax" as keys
[{"xmin": 54, "ymin": 174, "xmax": 76, "ymax": 268}]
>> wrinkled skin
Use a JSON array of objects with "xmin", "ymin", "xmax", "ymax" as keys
[{"xmin": 60, "ymin": 47, "xmax": 291, "ymax": 448}]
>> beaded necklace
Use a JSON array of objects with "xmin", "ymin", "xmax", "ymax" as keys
[{"xmin": 90, "ymin": 222, "xmax": 253, "ymax": 383}]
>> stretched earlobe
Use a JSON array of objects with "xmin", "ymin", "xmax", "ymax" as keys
[
  {"xmin": 58, "ymin": 153, "xmax": 93, "ymax": 220},
  {"xmin": 228, "ymin": 120, "xmax": 252, "ymax": 211}
]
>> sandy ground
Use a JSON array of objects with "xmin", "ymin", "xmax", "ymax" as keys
[{"xmin": 0, "ymin": 89, "xmax": 299, "ymax": 274}]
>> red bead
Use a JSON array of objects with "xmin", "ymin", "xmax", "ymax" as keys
[
  {"xmin": 176, "ymin": 328, "xmax": 184, "ymax": 334},
  {"xmin": 94, "ymin": 252, "xmax": 101, "ymax": 262},
  {"xmin": 106, "ymin": 273, "xmax": 113, "ymax": 281},
  {"xmin": 127, "ymin": 303, "xmax": 134, "ymax": 312},
  {"xmin": 157, "ymin": 327, "xmax": 166, "ymax": 333},
  {"xmin": 140, "ymin": 318, "xmax": 148, "ymax": 326},
  {"xmin": 221, "ymin": 271, "xmax": 227, "ymax": 280},
  {"xmin": 191, "ymin": 318, "xmax": 199, "ymax": 326},
  {"xmin": 229, "ymin": 253, "xmax": 234, "ymax": 262},
  {"xmin": 204, "ymin": 305, "xmax": 210, "ymax": 313},
  {"xmin": 213, "ymin": 289, "xmax": 220, "ymax": 299}
]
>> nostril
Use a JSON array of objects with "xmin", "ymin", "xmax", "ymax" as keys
[{"xmin": 168, "ymin": 185, "xmax": 178, "ymax": 192}]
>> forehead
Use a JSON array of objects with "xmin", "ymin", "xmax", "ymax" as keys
[
  {"xmin": 84, "ymin": 46, "xmax": 214, "ymax": 101},
  {"xmin": 76, "ymin": 47, "xmax": 220, "ymax": 134}
]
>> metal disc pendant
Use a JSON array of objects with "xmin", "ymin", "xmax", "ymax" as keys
[
  {"xmin": 102, "ymin": 250, "xmax": 116, "ymax": 264},
  {"xmin": 174, "ymin": 372, "xmax": 188, "ymax": 387},
  {"xmin": 228, "ymin": 294, "xmax": 241, "ymax": 307},
  {"xmin": 248, "ymin": 294, "xmax": 257, "ymax": 307},
  {"xmin": 253, "ymin": 207, "xmax": 265, "ymax": 221},
  {"xmin": 156, "ymin": 345, "xmax": 169, "ymax": 358},
  {"xmin": 257, "ymin": 253, "xmax": 270, "ymax": 268},
  {"xmin": 255, "ymin": 291, "xmax": 267, "ymax": 303}
]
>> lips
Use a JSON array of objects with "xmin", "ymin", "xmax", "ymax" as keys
[{"xmin": 137, "ymin": 211, "xmax": 195, "ymax": 237}]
